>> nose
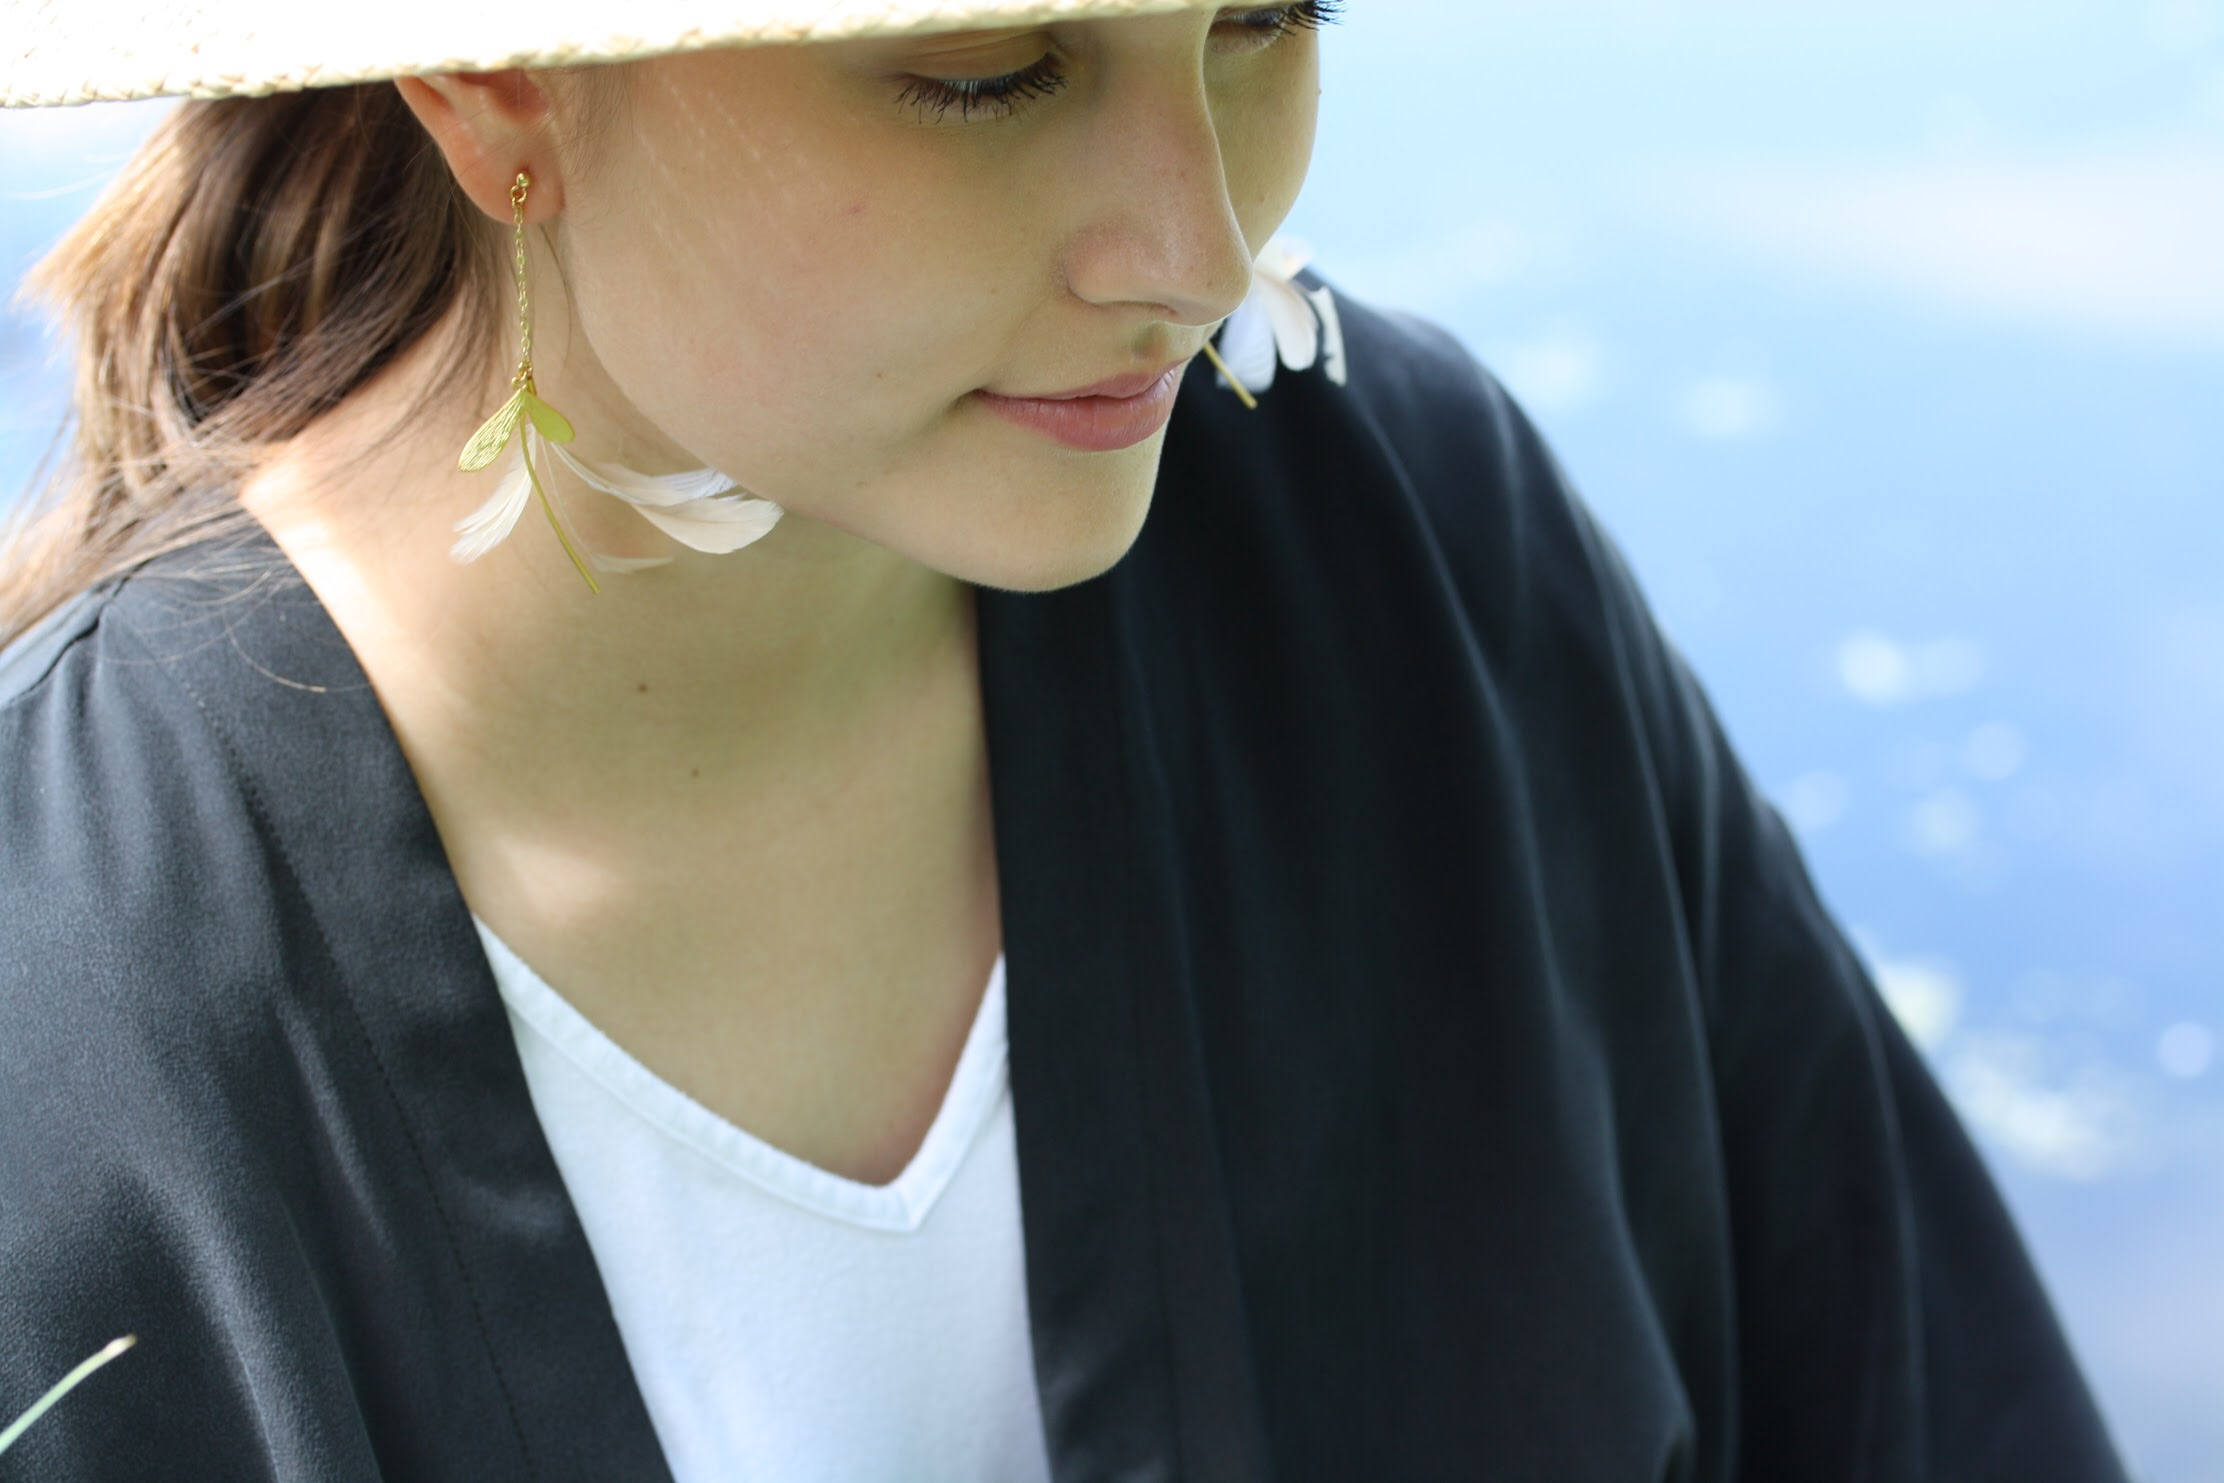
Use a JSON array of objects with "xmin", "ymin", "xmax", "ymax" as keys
[{"xmin": 1059, "ymin": 60, "xmax": 1260, "ymax": 332}]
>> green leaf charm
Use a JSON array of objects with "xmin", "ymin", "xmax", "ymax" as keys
[
  {"xmin": 459, "ymin": 389, "xmax": 527, "ymax": 472},
  {"xmin": 520, "ymin": 390, "xmax": 575, "ymax": 444}
]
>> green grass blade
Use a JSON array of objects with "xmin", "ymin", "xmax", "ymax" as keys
[{"xmin": 0, "ymin": 1334, "xmax": 137, "ymax": 1456}]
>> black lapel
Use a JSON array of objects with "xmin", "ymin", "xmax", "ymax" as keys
[
  {"xmin": 109, "ymin": 541, "xmax": 679, "ymax": 1483},
  {"xmin": 976, "ymin": 356, "xmax": 1274, "ymax": 1482}
]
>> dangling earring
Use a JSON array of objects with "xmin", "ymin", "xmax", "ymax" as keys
[
  {"xmin": 449, "ymin": 169, "xmax": 786, "ymax": 584},
  {"xmin": 453, "ymin": 168, "xmax": 602, "ymax": 593}
]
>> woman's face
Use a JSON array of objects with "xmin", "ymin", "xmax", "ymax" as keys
[{"xmin": 543, "ymin": 6, "xmax": 1323, "ymax": 592}]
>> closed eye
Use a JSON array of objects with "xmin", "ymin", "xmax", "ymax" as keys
[{"xmin": 892, "ymin": 0, "xmax": 1344, "ymax": 124}]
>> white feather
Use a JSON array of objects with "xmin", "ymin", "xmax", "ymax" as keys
[
  {"xmin": 515, "ymin": 428, "xmax": 603, "ymax": 573},
  {"xmin": 449, "ymin": 442, "xmax": 533, "ymax": 564},
  {"xmin": 588, "ymin": 549, "xmax": 676, "ymax": 574},
  {"xmin": 544, "ymin": 440, "xmax": 786, "ymax": 555},
  {"xmin": 544, "ymin": 442, "xmax": 740, "ymax": 508},
  {"xmin": 627, "ymin": 496, "xmax": 786, "ymax": 555}
]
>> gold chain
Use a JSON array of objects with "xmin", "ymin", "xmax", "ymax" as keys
[{"xmin": 510, "ymin": 170, "xmax": 533, "ymax": 393}]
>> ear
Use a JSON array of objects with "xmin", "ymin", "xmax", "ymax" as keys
[{"xmin": 392, "ymin": 70, "xmax": 567, "ymax": 226}]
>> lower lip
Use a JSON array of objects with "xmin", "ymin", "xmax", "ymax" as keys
[{"xmin": 971, "ymin": 364, "xmax": 1184, "ymax": 452}]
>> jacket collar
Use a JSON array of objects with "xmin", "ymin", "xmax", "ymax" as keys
[{"xmin": 106, "ymin": 381, "xmax": 1272, "ymax": 1478}]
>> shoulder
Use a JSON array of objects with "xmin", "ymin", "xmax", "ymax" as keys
[
  {"xmin": 0, "ymin": 579, "xmax": 113, "ymax": 707},
  {"xmin": 0, "ymin": 561, "xmax": 289, "ymax": 1077},
  {"xmin": 0, "ymin": 575, "xmax": 188, "ymax": 879},
  {"xmin": 1, "ymin": 563, "xmax": 216, "ymax": 852}
]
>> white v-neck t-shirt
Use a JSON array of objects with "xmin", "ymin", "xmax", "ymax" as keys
[{"xmin": 473, "ymin": 920, "xmax": 1054, "ymax": 1483}]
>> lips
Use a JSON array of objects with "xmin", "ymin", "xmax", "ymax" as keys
[
  {"xmin": 1010, "ymin": 358, "xmax": 1192, "ymax": 401},
  {"xmin": 971, "ymin": 363, "xmax": 1186, "ymax": 452}
]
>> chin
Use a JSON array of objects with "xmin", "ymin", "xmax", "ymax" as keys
[
  {"xmin": 974, "ymin": 492, "xmax": 1160, "ymax": 594},
  {"xmin": 965, "ymin": 545, "xmax": 1136, "ymax": 594},
  {"xmin": 893, "ymin": 459, "xmax": 1155, "ymax": 594},
  {"xmin": 932, "ymin": 520, "xmax": 1136, "ymax": 593}
]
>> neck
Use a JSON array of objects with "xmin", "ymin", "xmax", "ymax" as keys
[{"xmin": 236, "ymin": 333, "xmax": 975, "ymax": 843}]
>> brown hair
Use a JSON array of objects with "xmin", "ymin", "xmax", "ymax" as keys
[{"xmin": 0, "ymin": 67, "xmax": 630, "ymax": 648}]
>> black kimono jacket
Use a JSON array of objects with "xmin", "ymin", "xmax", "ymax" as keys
[{"xmin": 0, "ymin": 273, "xmax": 2133, "ymax": 1481}]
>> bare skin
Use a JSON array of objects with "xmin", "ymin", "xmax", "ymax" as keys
[{"xmin": 237, "ymin": 10, "xmax": 1320, "ymax": 1185}]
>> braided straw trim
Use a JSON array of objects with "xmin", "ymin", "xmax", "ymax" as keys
[{"xmin": 2, "ymin": 0, "xmax": 1219, "ymax": 109}]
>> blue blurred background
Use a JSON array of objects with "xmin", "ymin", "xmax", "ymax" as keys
[{"xmin": 4, "ymin": 2, "xmax": 2218, "ymax": 1476}]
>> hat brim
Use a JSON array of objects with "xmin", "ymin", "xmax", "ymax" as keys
[{"xmin": 3, "ymin": 0, "xmax": 1227, "ymax": 109}]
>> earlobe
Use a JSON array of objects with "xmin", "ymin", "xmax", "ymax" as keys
[{"xmin": 391, "ymin": 71, "xmax": 564, "ymax": 225}]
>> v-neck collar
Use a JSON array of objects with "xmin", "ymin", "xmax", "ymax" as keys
[
  {"xmin": 107, "ymin": 419, "xmax": 1273, "ymax": 1480},
  {"xmin": 476, "ymin": 915, "xmax": 1011, "ymax": 1234}
]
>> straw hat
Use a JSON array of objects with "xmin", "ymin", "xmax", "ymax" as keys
[{"xmin": 0, "ymin": 0, "xmax": 1227, "ymax": 109}]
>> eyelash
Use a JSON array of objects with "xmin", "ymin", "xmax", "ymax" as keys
[{"xmin": 893, "ymin": 0, "xmax": 1345, "ymax": 124}]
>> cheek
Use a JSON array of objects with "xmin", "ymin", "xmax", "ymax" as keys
[
  {"xmin": 668, "ymin": 154, "xmax": 1031, "ymax": 431},
  {"xmin": 581, "ymin": 157, "xmax": 972, "ymax": 479},
  {"xmin": 1223, "ymin": 48, "xmax": 1321, "ymax": 242},
  {"xmin": 571, "ymin": 70, "xmax": 871, "ymax": 418}
]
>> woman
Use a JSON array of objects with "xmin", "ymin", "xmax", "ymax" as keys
[{"xmin": 0, "ymin": 2, "xmax": 2135, "ymax": 1479}]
